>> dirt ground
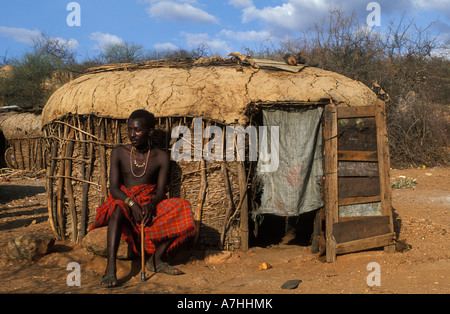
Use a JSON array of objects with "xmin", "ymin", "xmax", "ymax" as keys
[{"xmin": 0, "ymin": 167, "xmax": 448, "ymax": 294}]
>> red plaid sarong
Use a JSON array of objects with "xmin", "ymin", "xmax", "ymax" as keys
[{"xmin": 89, "ymin": 184, "xmax": 197, "ymax": 255}]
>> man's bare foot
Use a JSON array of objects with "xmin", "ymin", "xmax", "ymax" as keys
[{"xmin": 100, "ymin": 273, "xmax": 119, "ymax": 288}]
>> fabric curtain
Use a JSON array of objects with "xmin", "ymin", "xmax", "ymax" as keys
[{"xmin": 253, "ymin": 106, "xmax": 324, "ymax": 220}]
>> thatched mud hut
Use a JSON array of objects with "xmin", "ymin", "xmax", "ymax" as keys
[
  {"xmin": 0, "ymin": 111, "xmax": 46, "ymax": 170},
  {"xmin": 41, "ymin": 56, "xmax": 395, "ymax": 261}
]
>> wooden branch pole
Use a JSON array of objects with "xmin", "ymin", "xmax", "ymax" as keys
[
  {"xmin": 80, "ymin": 117, "xmax": 94, "ymax": 239},
  {"xmin": 193, "ymin": 159, "xmax": 207, "ymax": 246},
  {"xmin": 99, "ymin": 119, "xmax": 108, "ymax": 202},
  {"xmin": 64, "ymin": 127, "xmax": 77, "ymax": 242},
  {"xmin": 141, "ymin": 221, "xmax": 146, "ymax": 282},
  {"xmin": 220, "ymin": 163, "xmax": 235, "ymax": 247},
  {"xmin": 79, "ymin": 118, "xmax": 88, "ymax": 239},
  {"xmin": 45, "ymin": 132, "xmax": 58, "ymax": 238},
  {"xmin": 237, "ymin": 161, "xmax": 249, "ymax": 252},
  {"xmin": 324, "ymin": 104, "xmax": 338, "ymax": 262},
  {"xmin": 56, "ymin": 124, "xmax": 69, "ymax": 240},
  {"xmin": 27, "ymin": 139, "xmax": 31, "ymax": 169},
  {"xmin": 18, "ymin": 140, "xmax": 24, "ymax": 170}
]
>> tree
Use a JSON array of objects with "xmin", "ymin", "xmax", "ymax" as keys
[
  {"xmin": 32, "ymin": 33, "xmax": 76, "ymax": 69},
  {"xmin": 99, "ymin": 42, "xmax": 145, "ymax": 64},
  {"xmin": 0, "ymin": 51, "xmax": 58, "ymax": 108},
  {"xmin": 0, "ymin": 33, "xmax": 75, "ymax": 109},
  {"xmin": 244, "ymin": 7, "xmax": 449, "ymax": 166}
]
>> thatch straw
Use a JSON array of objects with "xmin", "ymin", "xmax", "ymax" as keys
[{"xmin": 42, "ymin": 58, "xmax": 379, "ymax": 127}]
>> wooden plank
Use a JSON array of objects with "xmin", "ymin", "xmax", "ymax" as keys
[
  {"xmin": 338, "ymin": 150, "xmax": 378, "ymax": 161},
  {"xmin": 338, "ymin": 215, "xmax": 385, "ymax": 222},
  {"xmin": 337, "ymin": 106, "xmax": 376, "ymax": 118},
  {"xmin": 338, "ymin": 195, "xmax": 381, "ymax": 206},
  {"xmin": 338, "ymin": 177, "xmax": 380, "ymax": 198},
  {"xmin": 324, "ymin": 104, "xmax": 338, "ymax": 263},
  {"xmin": 338, "ymin": 161, "xmax": 379, "ymax": 177},
  {"xmin": 336, "ymin": 233, "xmax": 395, "ymax": 254},
  {"xmin": 333, "ymin": 216, "xmax": 391, "ymax": 244},
  {"xmin": 375, "ymin": 100, "xmax": 394, "ymax": 233}
]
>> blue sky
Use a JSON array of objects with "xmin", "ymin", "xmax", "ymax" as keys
[{"xmin": 0, "ymin": 0, "xmax": 449, "ymax": 61}]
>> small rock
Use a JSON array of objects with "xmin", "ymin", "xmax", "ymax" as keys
[
  {"xmin": 7, "ymin": 234, "xmax": 55, "ymax": 261},
  {"xmin": 82, "ymin": 227, "xmax": 135, "ymax": 260},
  {"xmin": 256, "ymin": 262, "xmax": 272, "ymax": 270},
  {"xmin": 281, "ymin": 279, "xmax": 302, "ymax": 290}
]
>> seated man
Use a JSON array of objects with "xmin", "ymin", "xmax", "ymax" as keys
[{"xmin": 89, "ymin": 109, "xmax": 197, "ymax": 288}]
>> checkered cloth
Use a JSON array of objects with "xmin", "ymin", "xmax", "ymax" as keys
[{"xmin": 89, "ymin": 184, "xmax": 197, "ymax": 255}]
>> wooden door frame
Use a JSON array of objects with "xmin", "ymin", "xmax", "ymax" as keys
[{"xmin": 323, "ymin": 101, "xmax": 395, "ymax": 262}]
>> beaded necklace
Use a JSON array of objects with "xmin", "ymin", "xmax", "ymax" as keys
[{"xmin": 130, "ymin": 146, "xmax": 150, "ymax": 178}]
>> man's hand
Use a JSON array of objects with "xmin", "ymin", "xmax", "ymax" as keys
[
  {"xmin": 130, "ymin": 203, "xmax": 144, "ymax": 223},
  {"xmin": 129, "ymin": 202, "xmax": 156, "ymax": 226},
  {"xmin": 142, "ymin": 203, "xmax": 156, "ymax": 226}
]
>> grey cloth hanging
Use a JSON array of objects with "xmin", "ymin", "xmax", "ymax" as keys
[{"xmin": 253, "ymin": 107, "xmax": 324, "ymax": 220}]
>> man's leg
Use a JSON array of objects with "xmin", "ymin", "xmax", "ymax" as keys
[
  {"xmin": 153, "ymin": 239, "xmax": 170, "ymax": 265},
  {"xmin": 149, "ymin": 238, "xmax": 184, "ymax": 275},
  {"xmin": 102, "ymin": 205, "xmax": 124, "ymax": 287}
]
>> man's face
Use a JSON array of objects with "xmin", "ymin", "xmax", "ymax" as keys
[{"xmin": 128, "ymin": 118, "xmax": 151, "ymax": 149}]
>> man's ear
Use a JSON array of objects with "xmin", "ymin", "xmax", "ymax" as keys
[{"xmin": 148, "ymin": 128, "xmax": 155, "ymax": 136}]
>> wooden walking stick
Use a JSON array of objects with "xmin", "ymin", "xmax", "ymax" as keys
[{"xmin": 141, "ymin": 220, "xmax": 146, "ymax": 282}]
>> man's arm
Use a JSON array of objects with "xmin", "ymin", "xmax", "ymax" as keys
[
  {"xmin": 109, "ymin": 147, "xmax": 126, "ymax": 200},
  {"xmin": 142, "ymin": 150, "xmax": 170, "ymax": 225},
  {"xmin": 109, "ymin": 147, "xmax": 143, "ymax": 222},
  {"xmin": 153, "ymin": 149, "xmax": 170, "ymax": 206}
]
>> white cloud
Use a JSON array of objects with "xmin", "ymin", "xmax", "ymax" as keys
[
  {"xmin": 153, "ymin": 42, "xmax": 179, "ymax": 51},
  {"xmin": 0, "ymin": 26, "xmax": 44, "ymax": 45},
  {"xmin": 238, "ymin": 0, "xmax": 450, "ymax": 35},
  {"xmin": 219, "ymin": 29, "xmax": 271, "ymax": 42},
  {"xmin": 241, "ymin": 0, "xmax": 330, "ymax": 34},
  {"xmin": 413, "ymin": 0, "xmax": 450, "ymax": 11},
  {"xmin": 51, "ymin": 37, "xmax": 79, "ymax": 50},
  {"xmin": 0, "ymin": 26, "xmax": 79, "ymax": 50},
  {"xmin": 89, "ymin": 32, "xmax": 123, "ymax": 50},
  {"xmin": 147, "ymin": 1, "xmax": 219, "ymax": 24},
  {"xmin": 228, "ymin": 0, "xmax": 253, "ymax": 9},
  {"xmin": 181, "ymin": 31, "xmax": 231, "ymax": 54}
]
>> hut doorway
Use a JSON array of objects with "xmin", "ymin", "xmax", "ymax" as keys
[
  {"xmin": 250, "ymin": 102, "xmax": 395, "ymax": 261},
  {"xmin": 251, "ymin": 106, "xmax": 324, "ymax": 247}
]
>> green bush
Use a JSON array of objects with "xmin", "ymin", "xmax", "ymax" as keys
[{"xmin": 0, "ymin": 51, "xmax": 58, "ymax": 109}]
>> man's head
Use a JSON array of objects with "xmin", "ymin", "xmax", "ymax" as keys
[
  {"xmin": 128, "ymin": 109, "xmax": 156, "ymax": 130},
  {"xmin": 128, "ymin": 109, "xmax": 156, "ymax": 149}
]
